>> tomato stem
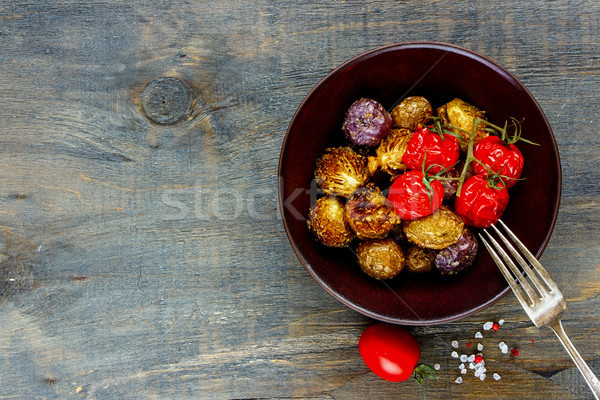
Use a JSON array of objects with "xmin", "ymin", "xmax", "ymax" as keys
[
  {"xmin": 413, "ymin": 363, "xmax": 438, "ymax": 400},
  {"xmin": 430, "ymin": 116, "xmax": 536, "ymax": 197},
  {"xmin": 455, "ymin": 119, "xmax": 479, "ymax": 196}
]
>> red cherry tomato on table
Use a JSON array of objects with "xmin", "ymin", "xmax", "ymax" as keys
[
  {"xmin": 388, "ymin": 170, "xmax": 444, "ymax": 220},
  {"xmin": 472, "ymin": 135, "xmax": 524, "ymax": 189},
  {"xmin": 455, "ymin": 174, "xmax": 510, "ymax": 228},
  {"xmin": 402, "ymin": 127, "xmax": 460, "ymax": 174},
  {"xmin": 359, "ymin": 323, "xmax": 421, "ymax": 382}
]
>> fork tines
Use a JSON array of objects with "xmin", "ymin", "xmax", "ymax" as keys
[{"xmin": 479, "ymin": 220, "xmax": 564, "ymax": 325}]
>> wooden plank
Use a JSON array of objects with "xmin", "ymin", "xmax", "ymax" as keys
[{"xmin": 0, "ymin": 0, "xmax": 599, "ymax": 398}]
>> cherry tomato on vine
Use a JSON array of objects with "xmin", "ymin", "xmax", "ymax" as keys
[
  {"xmin": 455, "ymin": 174, "xmax": 510, "ymax": 228},
  {"xmin": 472, "ymin": 135, "xmax": 524, "ymax": 189},
  {"xmin": 359, "ymin": 323, "xmax": 421, "ymax": 382},
  {"xmin": 402, "ymin": 127, "xmax": 459, "ymax": 174},
  {"xmin": 388, "ymin": 170, "xmax": 444, "ymax": 220}
]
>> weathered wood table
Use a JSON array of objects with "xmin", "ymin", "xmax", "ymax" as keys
[{"xmin": 1, "ymin": 1, "xmax": 599, "ymax": 398}]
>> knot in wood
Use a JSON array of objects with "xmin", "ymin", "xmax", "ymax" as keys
[{"xmin": 141, "ymin": 77, "xmax": 193, "ymax": 125}]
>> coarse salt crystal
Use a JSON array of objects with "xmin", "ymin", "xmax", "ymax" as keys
[
  {"xmin": 434, "ymin": 363, "xmax": 441, "ymax": 371},
  {"xmin": 451, "ymin": 351, "xmax": 459, "ymax": 358},
  {"xmin": 474, "ymin": 369, "xmax": 481, "ymax": 378},
  {"xmin": 467, "ymin": 354, "xmax": 475, "ymax": 362},
  {"xmin": 479, "ymin": 373, "xmax": 486, "ymax": 381},
  {"xmin": 499, "ymin": 319, "xmax": 505, "ymax": 325},
  {"xmin": 459, "ymin": 363, "xmax": 465, "ymax": 370},
  {"xmin": 460, "ymin": 354, "xmax": 468, "ymax": 363},
  {"xmin": 475, "ymin": 332, "xmax": 483, "ymax": 339},
  {"xmin": 483, "ymin": 321, "xmax": 493, "ymax": 330},
  {"xmin": 493, "ymin": 373, "xmax": 501, "ymax": 380},
  {"xmin": 477, "ymin": 343, "xmax": 484, "ymax": 351},
  {"xmin": 498, "ymin": 341, "xmax": 506, "ymax": 349},
  {"xmin": 451, "ymin": 340, "xmax": 459, "ymax": 348},
  {"xmin": 455, "ymin": 377, "xmax": 463, "ymax": 384},
  {"xmin": 469, "ymin": 362, "xmax": 475, "ymax": 369},
  {"xmin": 461, "ymin": 368, "xmax": 467, "ymax": 374}
]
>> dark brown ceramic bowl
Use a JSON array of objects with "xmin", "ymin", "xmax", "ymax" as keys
[{"xmin": 278, "ymin": 42, "xmax": 561, "ymax": 325}]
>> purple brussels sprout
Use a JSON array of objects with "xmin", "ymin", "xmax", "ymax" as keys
[
  {"xmin": 342, "ymin": 98, "xmax": 392, "ymax": 147},
  {"xmin": 440, "ymin": 168, "xmax": 460, "ymax": 201},
  {"xmin": 435, "ymin": 228, "xmax": 478, "ymax": 275}
]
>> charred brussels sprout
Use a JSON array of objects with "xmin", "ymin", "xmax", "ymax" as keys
[
  {"xmin": 437, "ymin": 98, "xmax": 488, "ymax": 151},
  {"xmin": 370, "ymin": 128, "xmax": 413, "ymax": 176},
  {"xmin": 391, "ymin": 96, "xmax": 433, "ymax": 130},
  {"xmin": 345, "ymin": 183, "xmax": 400, "ymax": 240},
  {"xmin": 403, "ymin": 205, "xmax": 464, "ymax": 250},
  {"xmin": 357, "ymin": 238, "xmax": 405, "ymax": 279},
  {"xmin": 343, "ymin": 98, "xmax": 393, "ymax": 147},
  {"xmin": 405, "ymin": 245, "xmax": 435, "ymax": 274},
  {"xmin": 314, "ymin": 147, "xmax": 369, "ymax": 198},
  {"xmin": 307, "ymin": 196, "xmax": 355, "ymax": 247},
  {"xmin": 435, "ymin": 228, "xmax": 478, "ymax": 275}
]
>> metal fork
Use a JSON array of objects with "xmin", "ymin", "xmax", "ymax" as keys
[{"xmin": 480, "ymin": 220, "xmax": 600, "ymax": 399}]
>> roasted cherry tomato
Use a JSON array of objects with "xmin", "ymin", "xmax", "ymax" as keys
[
  {"xmin": 472, "ymin": 135, "xmax": 524, "ymax": 188},
  {"xmin": 455, "ymin": 174, "xmax": 510, "ymax": 228},
  {"xmin": 359, "ymin": 323, "xmax": 421, "ymax": 382},
  {"xmin": 388, "ymin": 170, "xmax": 444, "ymax": 220},
  {"xmin": 402, "ymin": 127, "xmax": 459, "ymax": 174}
]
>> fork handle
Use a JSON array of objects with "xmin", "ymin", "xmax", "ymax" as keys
[{"xmin": 548, "ymin": 319, "xmax": 600, "ymax": 400}]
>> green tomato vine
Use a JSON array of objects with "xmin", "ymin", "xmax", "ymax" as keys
[{"xmin": 428, "ymin": 116, "xmax": 538, "ymax": 196}]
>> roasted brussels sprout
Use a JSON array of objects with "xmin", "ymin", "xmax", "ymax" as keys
[
  {"xmin": 345, "ymin": 183, "xmax": 400, "ymax": 240},
  {"xmin": 405, "ymin": 245, "xmax": 435, "ymax": 274},
  {"xmin": 357, "ymin": 238, "xmax": 405, "ymax": 279},
  {"xmin": 315, "ymin": 147, "xmax": 369, "ymax": 197},
  {"xmin": 437, "ymin": 98, "xmax": 488, "ymax": 151},
  {"xmin": 343, "ymin": 98, "xmax": 393, "ymax": 147},
  {"xmin": 307, "ymin": 196, "xmax": 355, "ymax": 247},
  {"xmin": 370, "ymin": 128, "xmax": 413, "ymax": 176},
  {"xmin": 403, "ymin": 205, "xmax": 464, "ymax": 249},
  {"xmin": 435, "ymin": 228, "xmax": 478, "ymax": 275},
  {"xmin": 391, "ymin": 96, "xmax": 433, "ymax": 130},
  {"xmin": 440, "ymin": 168, "xmax": 460, "ymax": 201}
]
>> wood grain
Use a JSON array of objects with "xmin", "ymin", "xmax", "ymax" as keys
[{"xmin": 0, "ymin": 0, "xmax": 599, "ymax": 398}]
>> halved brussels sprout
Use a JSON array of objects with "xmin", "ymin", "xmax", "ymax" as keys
[
  {"xmin": 314, "ymin": 147, "xmax": 369, "ymax": 197},
  {"xmin": 370, "ymin": 128, "xmax": 413, "ymax": 176},
  {"xmin": 403, "ymin": 205, "xmax": 464, "ymax": 250}
]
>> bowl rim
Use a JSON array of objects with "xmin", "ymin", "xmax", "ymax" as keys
[{"xmin": 278, "ymin": 41, "xmax": 562, "ymax": 325}]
